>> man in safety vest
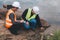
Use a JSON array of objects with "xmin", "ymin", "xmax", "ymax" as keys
[
  {"xmin": 22, "ymin": 6, "xmax": 42, "ymax": 30},
  {"xmin": 5, "ymin": 1, "xmax": 24, "ymax": 35}
]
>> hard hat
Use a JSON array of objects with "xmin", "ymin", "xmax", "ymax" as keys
[
  {"xmin": 32, "ymin": 6, "xmax": 39, "ymax": 14},
  {"xmin": 12, "ymin": 1, "xmax": 21, "ymax": 9}
]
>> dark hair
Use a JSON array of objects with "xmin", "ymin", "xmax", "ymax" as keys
[
  {"xmin": 7, "ymin": 5, "xmax": 18, "ymax": 9},
  {"xmin": 7, "ymin": 5, "xmax": 13, "ymax": 9}
]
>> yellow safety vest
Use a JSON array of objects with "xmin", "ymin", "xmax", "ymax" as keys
[
  {"xmin": 5, "ymin": 9, "xmax": 16, "ymax": 29},
  {"xmin": 26, "ymin": 8, "xmax": 37, "ymax": 21}
]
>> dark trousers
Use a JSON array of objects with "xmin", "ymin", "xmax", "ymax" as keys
[{"xmin": 8, "ymin": 22, "xmax": 22, "ymax": 35}]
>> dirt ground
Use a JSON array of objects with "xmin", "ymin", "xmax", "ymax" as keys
[{"xmin": 0, "ymin": 20, "xmax": 48, "ymax": 40}]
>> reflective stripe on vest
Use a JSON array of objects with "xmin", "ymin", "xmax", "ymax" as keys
[
  {"xmin": 5, "ymin": 9, "xmax": 16, "ymax": 28},
  {"xmin": 26, "ymin": 8, "xmax": 37, "ymax": 21}
]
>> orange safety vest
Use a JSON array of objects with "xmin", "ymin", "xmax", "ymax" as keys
[{"xmin": 5, "ymin": 9, "xmax": 16, "ymax": 29}]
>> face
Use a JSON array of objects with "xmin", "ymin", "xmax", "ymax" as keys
[
  {"xmin": 32, "ymin": 9, "xmax": 35, "ymax": 14},
  {"xmin": 13, "ymin": 7, "xmax": 19, "ymax": 11}
]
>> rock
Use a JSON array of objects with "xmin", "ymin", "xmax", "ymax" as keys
[{"xmin": 40, "ymin": 19, "xmax": 51, "ymax": 30}]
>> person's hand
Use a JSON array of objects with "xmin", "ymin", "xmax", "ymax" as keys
[
  {"xmin": 26, "ymin": 22, "xmax": 29, "ymax": 25},
  {"xmin": 20, "ymin": 20, "xmax": 24, "ymax": 23}
]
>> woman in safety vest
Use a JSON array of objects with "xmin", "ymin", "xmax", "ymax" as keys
[{"xmin": 5, "ymin": 1, "xmax": 24, "ymax": 35}]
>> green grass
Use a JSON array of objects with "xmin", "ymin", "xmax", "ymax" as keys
[{"xmin": 44, "ymin": 30, "xmax": 60, "ymax": 40}]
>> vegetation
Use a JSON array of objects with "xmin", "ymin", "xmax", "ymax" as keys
[{"xmin": 44, "ymin": 30, "xmax": 60, "ymax": 40}]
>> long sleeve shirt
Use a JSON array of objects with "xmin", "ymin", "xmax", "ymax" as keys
[{"xmin": 9, "ymin": 13, "xmax": 20, "ymax": 25}]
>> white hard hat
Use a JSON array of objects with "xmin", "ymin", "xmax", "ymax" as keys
[
  {"xmin": 12, "ymin": 1, "xmax": 21, "ymax": 9},
  {"xmin": 32, "ymin": 6, "xmax": 39, "ymax": 14}
]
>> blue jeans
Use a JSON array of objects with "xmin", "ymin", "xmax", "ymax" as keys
[
  {"xmin": 23, "ymin": 23, "xmax": 30, "ymax": 30},
  {"xmin": 23, "ymin": 19, "xmax": 36, "ymax": 30},
  {"xmin": 29, "ymin": 19, "xmax": 36, "ymax": 29}
]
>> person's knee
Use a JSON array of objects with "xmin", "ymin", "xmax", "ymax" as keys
[
  {"xmin": 25, "ymin": 27, "xmax": 30, "ymax": 30},
  {"xmin": 30, "ymin": 19, "xmax": 36, "ymax": 24},
  {"xmin": 23, "ymin": 23, "xmax": 30, "ymax": 30},
  {"xmin": 23, "ymin": 25, "xmax": 30, "ymax": 30}
]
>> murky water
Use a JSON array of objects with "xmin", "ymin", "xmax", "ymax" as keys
[{"xmin": 0, "ymin": 0, "xmax": 60, "ymax": 25}]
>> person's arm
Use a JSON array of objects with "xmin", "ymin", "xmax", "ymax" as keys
[
  {"xmin": 9, "ymin": 13, "xmax": 15, "ymax": 24},
  {"xmin": 22, "ymin": 9, "xmax": 28, "ymax": 21},
  {"xmin": 36, "ymin": 15, "xmax": 42, "ymax": 27},
  {"xmin": 9, "ymin": 13, "xmax": 24, "ymax": 23}
]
